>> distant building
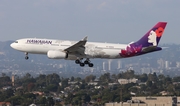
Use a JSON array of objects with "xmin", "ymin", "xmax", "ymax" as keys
[
  {"xmin": 117, "ymin": 60, "xmax": 122, "ymax": 69},
  {"xmin": 12, "ymin": 75, "xmax": 15, "ymax": 86},
  {"xmin": 29, "ymin": 104, "xmax": 36, "ymax": 106},
  {"xmin": 132, "ymin": 96, "xmax": 174, "ymax": 105},
  {"xmin": 157, "ymin": 58, "xmax": 164, "ymax": 69},
  {"xmin": 105, "ymin": 96, "xmax": 178, "ymax": 106},
  {"xmin": 102, "ymin": 61, "xmax": 106, "ymax": 70},
  {"xmin": 108, "ymin": 59, "xmax": 112, "ymax": 71},
  {"xmin": 118, "ymin": 78, "xmax": 140, "ymax": 85},
  {"xmin": 176, "ymin": 62, "xmax": 180, "ymax": 68},
  {"xmin": 160, "ymin": 91, "xmax": 170, "ymax": 96},
  {"xmin": 88, "ymin": 82, "xmax": 98, "ymax": 86},
  {"xmin": 2, "ymin": 86, "xmax": 12, "ymax": 90},
  {"xmin": 165, "ymin": 61, "xmax": 169, "ymax": 69},
  {"xmin": 32, "ymin": 91, "xmax": 44, "ymax": 96},
  {"xmin": 0, "ymin": 102, "xmax": 11, "ymax": 106}
]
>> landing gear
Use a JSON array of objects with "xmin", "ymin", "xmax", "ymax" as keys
[
  {"xmin": 25, "ymin": 52, "xmax": 29, "ymax": 60},
  {"xmin": 84, "ymin": 60, "xmax": 89, "ymax": 64},
  {"xmin": 88, "ymin": 63, "xmax": 94, "ymax": 67},
  {"xmin": 25, "ymin": 56, "xmax": 29, "ymax": 60},
  {"xmin": 75, "ymin": 58, "xmax": 94, "ymax": 67},
  {"xmin": 75, "ymin": 59, "xmax": 80, "ymax": 64},
  {"xmin": 80, "ymin": 63, "xmax": 85, "ymax": 67}
]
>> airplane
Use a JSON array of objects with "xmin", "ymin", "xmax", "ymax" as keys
[{"xmin": 10, "ymin": 22, "xmax": 167, "ymax": 67}]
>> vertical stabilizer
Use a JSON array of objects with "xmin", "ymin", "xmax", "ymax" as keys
[
  {"xmin": 136, "ymin": 22, "xmax": 167, "ymax": 47},
  {"xmin": 120, "ymin": 22, "xmax": 167, "ymax": 57}
]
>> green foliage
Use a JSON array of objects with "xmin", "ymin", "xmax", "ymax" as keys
[
  {"xmin": 137, "ymin": 73, "xmax": 148, "ymax": 82},
  {"xmin": 38, "ymin": 97, "xmax": 47, "ymax": 104},
  {"xmin": 99, "ymin": 73, "xmax": 111, "ymax": 82},
  {"xmin": 46, "ymin": 84, "xmax": 58, "ymax": 92},
  {"xmin": 61, "ymin": 78, "xmax": 69, "ymax": 89},
  {"xmin": 5, "ymin": 96, "xmax": 23, "ymax": 105},
  {"xmin": 173, "ymin": 76, "xmax": 180, "ymax": 82},
  {"xmin": 0, "ymin": 76, "xmax": 11, "ymax": 87},
  {"xmin": 85, "ymin": 75, "xmax": 96, "ymax": 82},
  {"xmin": 2, "ymin": 70, "xmax": 180, "ymax": 105}
]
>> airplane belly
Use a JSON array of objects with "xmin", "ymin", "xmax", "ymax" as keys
[{"xmin": 86, "ymin": 48, "xmax": 120, "ymax": 59}]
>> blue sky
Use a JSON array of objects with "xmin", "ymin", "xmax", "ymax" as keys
[{"xmin": 0, "ymin": 0, "xmax": 179, "ymax": 44}]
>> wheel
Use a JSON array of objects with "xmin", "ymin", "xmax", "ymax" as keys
[
  {"xmin": 25, "ymin": 56, "xmax": 29, "ymax": 60},
  {"xmin": 80, "ymin": 63, "xmax": 85, "ymax": 67},
  {"xmin": 84, "ymin": 60, "xmax": 89, "ymax": 64},
  {"xmin": 88, "ymin": 63, "xmax": 94, "ymax": 67},
  {"xmin": 75, "ymin": 60, "xmax": 80, "ymax": 64}
]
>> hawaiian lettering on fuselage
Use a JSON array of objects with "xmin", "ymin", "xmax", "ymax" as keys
[{"xmin": 27, "ymin": 39, "xmax": 52, "ymax": 44}]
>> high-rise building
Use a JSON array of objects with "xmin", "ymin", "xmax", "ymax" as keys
[
  {"xmin": 108, "ymin": 59, "xmax": 112, "ymax": 71},
  {"xmin": 117, "ymin": 60, "xmax": 122, "ymax": 69},
  {"xmin": 102, "ymin": 61, "xmax": 106, "ymax": 70},
  {"xmin": 157, "ymin": 58, "xmax": 164, "ymax": 68},
  {"xmin": 165, "ymin": 61, "xmax": 169, "ymax": 69},
  {"xmin": 12, "ymin": 75, "xmax": 15, "ymax": 86}
]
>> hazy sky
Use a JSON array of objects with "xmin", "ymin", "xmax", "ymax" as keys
[{"xmin": 0, "ymin": 0, "xmax": 179, "ymax": 44}]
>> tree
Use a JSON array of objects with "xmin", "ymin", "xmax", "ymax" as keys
[
  {"xmin": 38, "ymin": 97, "xmax": 47, "ymax": 105},
  {"xmin": 138, "ymin": 73, "xmax": 148, "ymax": 82},
  {"xmin": 47, "ymin": 97, "xmax": 55, "ymax": 106},
  {"xmin": 85, "ymin": 75, "xmax": 96, "ymax": 82},
  {"xmin": 173, "ymin": 76, "xmax": 180, "ymax": 82},
  {"xmin": 36, "ymin": 74, "xmax": 47, "ymax": 88},
  {"xmin": 122, "ymin": 70, "xmax": 135, "ymax": 79},
  {"xmin": 27, "ymin": 83, "xmax": 35, "ymax": 92},
  {"xmin": 46, "ymin": 84, "xmax": 58, "ymax": 92},
  {"xmin": 25, "ymin": 73, "xmax": 31, "ymax": 79},
  {"xmin": 99, "ymin": 73, "xmax": 111, "ymax": 82},
  {"xmin": 1, "ymin": 73, "xmax": 6, "ymax": 77},
  {"xmin": 117, "ymin": 73, "xmax": 122, "ymax": 79},
  {"xmin": 61, "ymin": 78, "xmax": 69, "ymax": 89},
  {"xmin": 146, "ymin": 80, "xmax": 153, "ymax": 88},
  {"xmin": 111, "ymin": 74, "xmax": 117, "ymax": 81},
  {"xmin": 70, "ymin": 76, "xmax": 75, "ymax": 81},
  {"xmin": 0, "ymin": 76, "xmax": 11, "ymax": 87},
  {"xmin": 46, "ymin": 73, "xmax": 60, "ymax": 85},
  {"xmin": 148, "ymin": 72, "xmax": 158, "ymax": 82},
  {"xmin": 75, "ymin": 77, "xmax": 82, "ymax": 82}
]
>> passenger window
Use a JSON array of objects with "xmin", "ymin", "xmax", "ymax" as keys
[{"xmin": 15, "ymin": 41, "xmax": 18, "ymax": 43}]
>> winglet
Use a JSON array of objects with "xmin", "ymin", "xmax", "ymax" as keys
[{"xmin": 82, "ymin": 36, "xmax": 88, "ymax": 41}]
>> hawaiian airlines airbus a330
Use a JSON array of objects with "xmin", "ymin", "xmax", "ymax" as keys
[{"xmin": 10, "ymin": 22, "xmax": 167, "ymax": 67}]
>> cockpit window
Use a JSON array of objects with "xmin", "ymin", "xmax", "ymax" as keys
[{"xmin": 15, "ymin": 41, "xmax": 18, "ymax": 43}]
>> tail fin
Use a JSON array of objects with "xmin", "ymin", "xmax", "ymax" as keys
[
  {"xmin": 120, "ymin": 22, "xmax": 167, "ymax": 57},
  {"xmin": 136, "ymin": 22, "xmax": 167, "ymax": 47}
]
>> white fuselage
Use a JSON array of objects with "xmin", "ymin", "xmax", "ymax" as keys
[{"xmin": 10, "ymin": 38, "xmax": 127, "ymax": 60}]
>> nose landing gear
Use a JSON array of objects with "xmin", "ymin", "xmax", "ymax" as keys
[{"xmin": 25, "ymin": 52, "xmax": 29, "ymax": 60}]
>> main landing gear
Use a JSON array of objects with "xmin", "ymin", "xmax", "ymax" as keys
[
  {"xmin": 75, "ymin": 58, "xmax": 94, "ymax": 67},
  {"xmin": 25, "ymin": 52, "xmax": 29, "ymax": 60}
]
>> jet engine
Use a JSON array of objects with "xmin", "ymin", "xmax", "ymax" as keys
[{"xmin": 47, "ymin": 50, "xmax": 68, "ymax": 59}]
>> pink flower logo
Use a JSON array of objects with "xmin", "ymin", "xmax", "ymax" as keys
[{"xmin": 120, "ymin": 45, "xmax": 142, "ymax": 57}]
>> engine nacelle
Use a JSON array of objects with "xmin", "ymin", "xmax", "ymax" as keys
[{"xmin": 47, "ymin": 50, "xmax": 68, "ymax": 59}]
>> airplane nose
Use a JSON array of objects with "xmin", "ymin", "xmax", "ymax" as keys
[{"xmin": 10, "ymin": 43, "xmax": 15, "ymax": 49}]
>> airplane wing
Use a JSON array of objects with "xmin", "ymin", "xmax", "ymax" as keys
[{"xmin": 64, "ymin": 36, "xmax": 88, "ymax": 56}]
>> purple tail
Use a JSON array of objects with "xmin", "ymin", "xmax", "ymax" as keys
[
  {"xmin": 120, "ymin": 22, "xmax": 167, "ymax": 57},
  {"xmin": 136, "ymin": 22, "xmax": 167, "ymax": 47}
]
